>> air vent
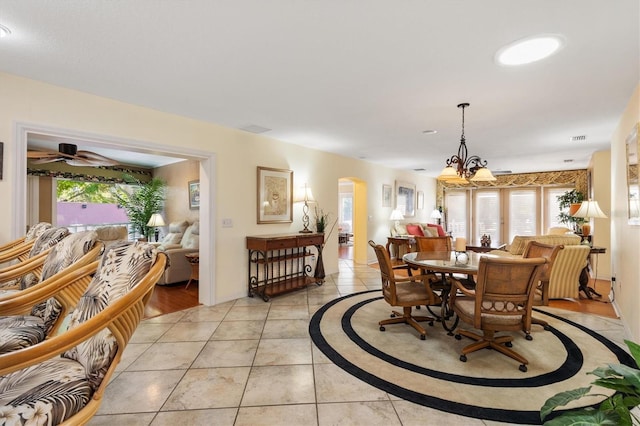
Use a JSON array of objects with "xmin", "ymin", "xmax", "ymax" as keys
[
  {"xmin": 570, "ymin": 135, "xmax": 587, "ymax": 142},
  {"xmin": 239, "ymin": 124, "xmax": 271, "ymax": 134},
  {"xmin": 413, "ymin": 168, "xmax": 426, "ymax": 172},
  {"xmin": 564, "ymin": 159, "xmax": 574, "ymax": 163},
  {"xmin": 493, "ymin": 170, "xmax": 512, "ymax": 175}
]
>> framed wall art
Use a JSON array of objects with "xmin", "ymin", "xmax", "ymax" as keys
[
  {"xmin": 188, "ymin": 180, "xmax": 200, "ymax": 210},
  {"xmin": 0, "ymin": 142, "xmax": 3, "ymax": 180},
  {"xmin": 257, "ymin": 166, "xmax": 293, "ymax": 224},
  {"xmin": 382, "ymin": 184, "xmax": 392, "ymax": 207},
  {"xmin": 626, "ymin": 123, "xmax": 639, "ymax": 225},
  {"xmin": 395, "ymin": 180, "xmax": 416, "ymax": 217},
  {"xmin": 417, "ymin": 190, "xmax": 424, "ymax": 210}
]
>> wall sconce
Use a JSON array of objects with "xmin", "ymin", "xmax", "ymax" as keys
[
  {"xmin": 294, "ymin": 183, "xmax": 315, "ymax": 233},
  {"xmin": 147, "ymin": 213, "xmax": 166, "ymax": 242}
]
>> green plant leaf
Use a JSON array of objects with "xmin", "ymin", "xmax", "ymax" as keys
[
  {"xmin": 541, "ymin": 387, "xmax": 592, "ymax": 421},
  {"xmin": 625, "ymin": 340, "xmax": 640, "ymax": 367},
  {"xmin": 608, "ymin": 363, "xmax": 640, "ymax": 390},
  {"xmin": 543, "ymin": 409, "xmax": 622, "ymax": 425}
]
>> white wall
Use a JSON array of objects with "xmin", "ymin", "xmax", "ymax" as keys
[
  {"xmin": 610, "ymin": 83, "xmax": 640, "ymax": 341},
  {"xmin": 0, "ymin": 72, "xmax": 436, "ymax": 304}
]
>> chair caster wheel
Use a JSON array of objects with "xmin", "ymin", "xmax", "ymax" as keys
[
  {"xmin": 428, "ymin": 322, "xmax": 434, "ymax": 327},
  {"xmin": 460, "ymin": 354, "xmax": 467, "ymax": 362},
  {"xmin": 379, "ymin": 326, "xmax": 385, "ymax": 331},
  {"xmin": 416, "ymin": 306, "xmax": 421, "ymax": 310},
  {"xmin": 455, "ymin": 334, "xmax": 462, "ymax": 340},
  {"xmin": 390, "ymin": 314, "xmax": 396, "ymax": 318},
  {"xmin": 519, "ymin": 364, "xmax": 528, "ymax": 372},
  {"xmin": 505, "ymin": 341, "xmax": 513, "ymax": 348},
  {"xmin": 420, "ymin": 334, "xmax": 426, "ymax": 340},
  {"xmin": 525, "ymin": 334, "xmax": 533, "ymax": 341}
]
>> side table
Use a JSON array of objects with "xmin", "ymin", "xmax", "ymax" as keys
[
  {"xmin": 185, "ymin": 253, "xmax": 199, "ymax": 289},
  {"xmin": 386, "ymin": 236, "xmax": 415, "ymax": 260}
]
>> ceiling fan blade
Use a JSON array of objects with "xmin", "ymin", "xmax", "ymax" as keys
[
  {"xmin": 30, "ymin": 157, "xmax": 66, "ymax": 164},
  {"xmin": 76, "ymin": 150, "xmax": 119, "ymax": 166},
  {"xmin": 27, "ymin": 150, "xmax": 60, "ymax": 159}
]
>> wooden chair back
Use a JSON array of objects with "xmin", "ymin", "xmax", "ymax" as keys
[{"xmin": 415, "ymin": 236, "xmax": 452, "ymax": 253}]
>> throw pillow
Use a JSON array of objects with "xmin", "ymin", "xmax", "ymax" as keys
[
  {"xmin": 426, "ymin": 223, "xmax": 446, "ymax": 237},
  {"xmin": 420, "ymin": 226, "xmax": 439, "ymax": 237},
  {"xmin": 394, "ymin": 223, "xmax": 407, "ymax": 236},
  {"xmin": 405, "ymin": 224, "xmax": 424, "ymax": 236}
]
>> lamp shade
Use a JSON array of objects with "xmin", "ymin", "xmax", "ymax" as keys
[
  {"xmin": 389, "ymin": 209, "xmax": 404, "ymax": 221},
  {"xmin": 147, "ymin": 213, "xmax": 166, "ymax": 227},
  {"xmin": 469, "ymin": 167, "xmax": 497, "ymax": 182},
  {"xmin": 572, "ymin": 200, "xmax": 608, "ymax": 219},
  {"xmin": 437, "ymin": 166, "xmax": 458, "ymax": 181},
  {"xmin": 430, "ymin": 209, "xmax": 442, "ymax": 220},
  {"xmin": 293, "ymin": 183, "xmax": 315, "ymax": 203}
]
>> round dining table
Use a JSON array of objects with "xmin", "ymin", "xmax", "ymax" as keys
[{"xmin": 402, "ymin": 250, "xmax": 500, "ymax": 333}]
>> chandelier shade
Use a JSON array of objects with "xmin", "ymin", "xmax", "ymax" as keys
[{"xmin": 437, "ymin": 103, "xmax": 496, "ymax": 183}]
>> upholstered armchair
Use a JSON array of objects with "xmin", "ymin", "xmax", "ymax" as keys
[
  {"xmin": 0, "ymin": 231, "xmax": 104, "ymax": 354},
  {"xmin": 0, "ymin": 222, "xmax": 52, "ymax": 265},
  {"xmin": 0, "ymin": 241, "xmax": 167, "ymax": 425},
  {"xmin": 0, "ymin": 227, "xmax": 70, "ymax": 291},
  {"xmin": 155, "ymin": 220, "xmax": 200, "ymax": 285}
]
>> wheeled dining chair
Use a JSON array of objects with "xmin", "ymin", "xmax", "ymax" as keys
[
  {"xmin": 522, "ymin": 241, "xmax": 563, "ymax": 338},
  {"xmin": 0, "ymin": 241, "xmax": 167, "ymax": 425},
  {"xmin": 450, "ymin": 256, "xmax": 546, "ymax": 372},
  {"xmin": 369, "ymin": 240, "xmax": 441, "ymax": 340}
]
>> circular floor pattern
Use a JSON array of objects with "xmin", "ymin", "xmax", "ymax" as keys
[{"xmin": 309, "ymin": 290, "xmax": 634, "ymax": 425}]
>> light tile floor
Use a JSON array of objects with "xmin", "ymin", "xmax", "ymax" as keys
[{"xmin": 89, "ymin": 259, "xmax": 627, "ymax": 426}]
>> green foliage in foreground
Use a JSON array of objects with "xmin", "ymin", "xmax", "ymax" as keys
[{"xmin": 541, "ymin": 340, "xmax": 640, "ymax": 425}]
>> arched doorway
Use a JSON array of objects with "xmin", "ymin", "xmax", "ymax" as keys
[{"xmin": 338, "ymin": 177, "xmax": 367, "ymax": 264}]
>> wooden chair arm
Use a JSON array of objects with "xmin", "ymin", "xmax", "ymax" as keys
[
  {"xmin": 0, "ymin": 250, "xmax": 50, "ymax": 284},
  {"xmin": 0, "ymin": 241, "xmax": 33, "ymax": 263},
  {"xmin": 0, "ymin": 237, "xmax": 26, "ymax": 253}
]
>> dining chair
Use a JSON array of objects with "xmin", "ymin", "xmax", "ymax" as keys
[
  {"xmin": 450, "ymin": 255, "xmax": 546, "ymax": 372},
  {"xmin": 369, "ymin": 240, "xmax": 441, "ymax": 340},
  {"xmin": 521, "ymin": 241, "xmax": 563, "ymax": 338},
  {"xmin": 0, "ymin": 241, "xmax": 167, "ymax": 425}
]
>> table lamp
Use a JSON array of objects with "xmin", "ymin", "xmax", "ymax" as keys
[
  {"xmin": 389, "ymin": 209, "xmax": 404, "ymax": 230},
  {"xmin": 294, "ymin": 183, "xmax": 315, "ymax": 233},
  {"xmin": 147, "ymin": 213, "xmax": 166, "ymax": 242},
  {"xmin": 572, "ymin": 199, "xmax": 607, "ymax": 237},
  {"xmin": 430, "ymin": 208, "xmax": 442, "ymax": 225}
]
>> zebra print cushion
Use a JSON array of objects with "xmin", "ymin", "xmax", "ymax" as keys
[
  {"xmin": 0, "ymin": 242, "xmax": 156, "ymax": 425},
  {"xmin": 15, "ymin": 227, "xmax": 70, "ymax": 291}
]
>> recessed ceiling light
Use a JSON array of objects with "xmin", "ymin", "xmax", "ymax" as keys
[
  {"xmin": 496, "ymin": 34, "xmax": 565, "ymax": 66},
  {"xmin": 422, "ymin": 130, "xmax": 437, "ymax": 134},
  {"xmin": 0, "ymin": 24, "xmax": 11, "ymax": 38}
]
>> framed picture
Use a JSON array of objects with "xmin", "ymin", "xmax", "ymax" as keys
[
  {"xmin": 626, "ymin": 123, "xmax": 639, "ymax": 225},
  {"xmin": 188, "ymin": 180, "xmax": 200, "ymax": 210},
  {"xmin": 382, "ymin": 184, "xmax": 392, "ymax": 207},
  {"xmin": 395, "ymin": 181, "xmax": 416, "ymax": 217},
  {"xmin": 257, "ymin": 166, "xmax": 293, "ymax": 224},
  {"xmin": 0, "ymin": 142, "xmax": 3, "ymax": 180},
  {"xmin": 417, "ymin": 190, "xmax": 424, "ymax": 210}
]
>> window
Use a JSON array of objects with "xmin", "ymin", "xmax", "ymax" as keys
[
  {"xmin": 474, "ymin": 189, "xmax": 501, "ymax": 246},
  {"xmin": 445, "ymin": 190, "xmax": 468, "ymax": 239},
  {"xmin": 507, "ymin": 189, "xmax": 538, "ymax": 241}
]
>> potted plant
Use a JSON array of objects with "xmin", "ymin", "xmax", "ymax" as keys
[
  {"xmin": 314, "ymin": 206, "xmax": 331, "ymax": 233},
  {"xmin": 113, "ymin": 175, "xmax": 166, "ymax": 241},
  {"xmin": 557, "ymin": 189, "xmax": 586, "ymax": 231},
  {"xmin": 540, "ymin": 339, "xmax": 640, "ymax": 425}
]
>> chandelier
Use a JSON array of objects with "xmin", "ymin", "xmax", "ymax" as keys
[{"xmin": 437, "ymin": 103, "xmax": 496, "ymax": 183}]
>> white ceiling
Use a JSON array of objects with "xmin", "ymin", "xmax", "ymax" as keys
[{"xmin": 2, "ymin": 1, "xmax": 638, "ymax": 174}]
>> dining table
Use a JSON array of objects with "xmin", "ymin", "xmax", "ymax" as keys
[{"xmin": 402, "ymin": 250, "xmax": 500, "ymax": 334}]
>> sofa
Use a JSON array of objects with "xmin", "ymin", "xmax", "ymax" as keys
[
  {"xmin": 488, "ymin": 233, "xmax": 590, "ymax": 300},
  {"xmin": 389, "ymin": 222, "xmax": 446, "ymax": 257},
  {"xmin": 154, "ymin": 220, "xmax": 199, "ymax": 285}
]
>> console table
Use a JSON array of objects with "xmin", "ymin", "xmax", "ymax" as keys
[{"xmin": 247, "ymin": 233, "xmax": 324, "ymax": 301}]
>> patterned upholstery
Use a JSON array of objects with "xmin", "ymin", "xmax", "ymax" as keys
[
  {"xmin": 25, "ymin": 222, "xmax": 53, "ymax": 241},
  {"xmin": 0, "ymin": 231, "xmax": 99, "ymax": 355},
  {"xmin": 0, "ymin": 241, "xmax": 158, "ymax": 425},
  {"xmin": 0, "ymin": 227, "xmax": 71, "ymax": 291}
]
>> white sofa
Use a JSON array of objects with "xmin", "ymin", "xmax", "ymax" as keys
[{"xmin": 155, "ymin": 220, "xmax": 199, "ymax": 285}]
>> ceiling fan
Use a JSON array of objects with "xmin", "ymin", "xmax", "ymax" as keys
[{"xmin": 27, "ymin": 143, "xmax": 119, "ymax": 167}]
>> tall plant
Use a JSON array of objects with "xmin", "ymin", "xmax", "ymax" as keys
[
  {"xmin": 557, "ymin": 189, "xmax": 586, "ymax": 228},
  {"xmin": 113, "ymin": 175, "xmax": 166, "ymax": 241}
]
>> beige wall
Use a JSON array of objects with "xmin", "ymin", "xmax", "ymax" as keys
[
  {"xmin": 610, "ymin": 83, "xmax": 640, "ymax": 341},
  {"xmin": 0, "ymin": 72, "xmax": 436, "ymax": 304},
  {"xmin": 154, "ymin": 160, "xmax": 200, "ymax": 227},
  {"xmin": 590, "ymin": 150, "xmax": 611, "ymax": 279}
]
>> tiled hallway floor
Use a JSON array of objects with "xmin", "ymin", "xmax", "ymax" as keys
[{"xmin": 89, "ymin": 259, "xmax": 626, "ymax": 426}]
